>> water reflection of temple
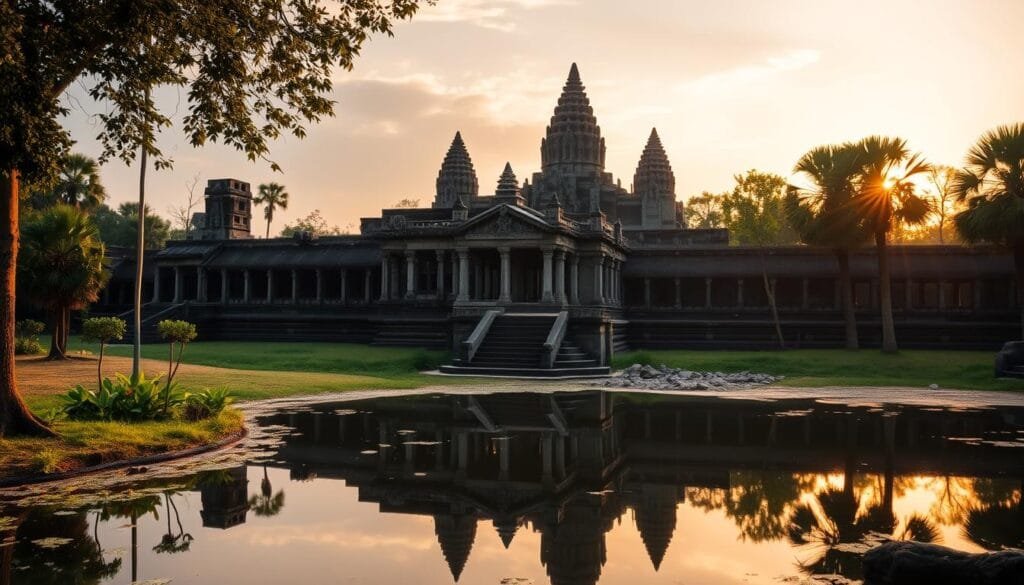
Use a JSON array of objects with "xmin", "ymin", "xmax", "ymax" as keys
[{"xmin": 257, "ymin": 392, "xmax": 1024, "ymax": 584}]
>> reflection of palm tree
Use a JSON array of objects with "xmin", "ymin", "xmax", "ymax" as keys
[
  {"xmin": 97, "ymin": 495, "xmax": 161, "ymax": 584},
  {"xmin": 6, "ymin": 509, "xmax": 121, "ymax": 585},
  {"xmin": 248, "ymin": 466, "xmax": 286, "ymax": 517},
  {"xmin": 964, "ymin": 480, "xmax": 1023, "ymax": 550},
  {"xmin": 153, "ymin": 492, "xmax": 194, "ymax": 554}
]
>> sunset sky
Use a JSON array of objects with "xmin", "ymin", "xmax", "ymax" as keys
[{"xmin": 60, "ymin": 0, "xmax": 1024, "ymax": 234}]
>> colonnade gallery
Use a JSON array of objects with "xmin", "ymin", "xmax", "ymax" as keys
[{"xmin": 99, "ymin": 64, "xmax": 1017, "ymax": 373}]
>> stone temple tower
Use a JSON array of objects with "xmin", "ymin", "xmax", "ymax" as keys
[
  {"xmin": 633, "ymin": 128, "xmax": 678, "ymax": 229},
  {"xmin": 541, "ymin": 63, "xmax": 606, "ymax": 175},
  {"xmin": 194, "ymin": 178, "xmax": 253, "ymax": 240},
  {"xmin": 434, "ymin": 131, "xmax": 479, "ymax": 208}
]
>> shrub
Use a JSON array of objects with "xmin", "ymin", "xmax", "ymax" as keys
[
  {"xmin": 14, "ymin": 318, "xmax": 45, "ymax": 355},
  {"xmin": 61, "ymin": 372, "xmax": 183, "ymax": 422},
  {"xmin": 81, "ymin": 316, "xmax": 127, "ymax": 391},
  {"xmin": 183, "ymin": 388, "xmax": 234, "ymax": 421},
  {"xmin": 158, "ymin": 319, "xmax": 198, "ymax": 413}
]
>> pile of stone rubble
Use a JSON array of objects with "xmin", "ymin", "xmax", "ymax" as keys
[{"xmin": 595, "ymin": 363, "xmax": 782, "ymax": 391}]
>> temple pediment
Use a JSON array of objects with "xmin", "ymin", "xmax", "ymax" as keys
[{"xmin": 457, "ymin": 205, "xmax": 553, "ymax": 240}]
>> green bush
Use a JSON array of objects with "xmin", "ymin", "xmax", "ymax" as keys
[
  {"xmin": 81, "ymin": 316, "xmax": 127, "ymax": 390},
  {"xmin": 14, "ymin": 318, "xmax": 45, "ymax": 355},
  {"xmin": 183, "ymin": 388, "xmax": 234, "ymax": 421},
  {"xmin": 61, "ymin": 372, "xmax": 183, "ymax": 421}
]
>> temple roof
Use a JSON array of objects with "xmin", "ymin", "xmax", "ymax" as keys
[
  {"xmin": 541, "ymin": 63, "xmax": 606, "ymax": 172},
  {"xmin": 633, "ymin": 128, "xmax": 675, "ymax": 198},
  {"xmin": 435, "ymin": 131, "xmax": 479, "ymax": 208},
  {"xmin": 200, "ymin": 240, "xmax": 380, "ymax": 268}
]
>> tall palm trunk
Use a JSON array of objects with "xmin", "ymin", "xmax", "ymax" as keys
[
  {"xmin": 875, "ymin": 230, "xmax": 898, "ymax": 353},
  {"xmin": 265, "ymin": 208, "xmax": 272, "ymax": 239},
  {"xmin": 132, "ymin": 114, "xmax": 149, "ymax": 379},
  {"xmin": 0, "ymin": 170, "xmax": 53, "ymax": 437},
  {"xmin": 1014, "ymin": 239, "xmax": 1024, "ymax": 340},
  {"xmin": 835, "ymin": 249, "xmax": 859, "ymax": 350},
  {"xmin": 47, "ymin": 308, "xmax": 65, "ymax": 359}
]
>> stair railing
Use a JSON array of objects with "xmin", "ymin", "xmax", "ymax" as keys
[
  {"xmin": 462, "ymin": 308, "xmax": 503, "ymax": 363},
  {"xmin": 541, "ymin": 311, "xmax": 569, "ymax": 368}
]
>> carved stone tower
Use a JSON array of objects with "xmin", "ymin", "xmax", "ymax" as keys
[
  {"xmin": 197, "ymin": 178, "xmax": 253, "ymax": 240},
  {"xmin": 633, "ymin": 128, "xmax": 678, "ymax": 229},
  {"xmin": 541, "ymin": 63, "xmax": 606, "ymax": 175},
  {"xmin": 434, "ymin": 131, "xmax": 479, "ymax": 208},
  {"xmin": 494, "ymin": 162, "xmax": 525, "ymax": 207}
]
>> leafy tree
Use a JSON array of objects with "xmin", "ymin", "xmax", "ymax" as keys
[
  {"xmin": 850, "ymin": 136, "xmax": 932, "ymax": 353},
  {"xmin": 92, "ymin": 203, "xmax": 173, "ymax": 250},
  {"xmin": 157, "ymin": 319, "xmax": 197, "ymax": 413},
  {"xmin": 1, "ymin": 0, "xmax": 428, "ymax": 437},
  {"xmin": 281, "ymin": 209, "xmax": 344, "ymax": 236},
  {"xmin": 953, "ymin": 122, "xmax": 1024, "ymax": 339},
  {"xmin": 391, "ymin": 198, "xmax": 420, "ymax": 208},
  {"xmin": 19, "ymin": 205, "xmax": 109, "ymax": 360},
  {"xmin": 787, "ymin": 144, "xmax": 870, "ymax": 349},
  {"xmin": 81, "ymin": 316, "xmax": 127, "ymax": 392},
  {"xmin": 255, "ymin": 182, "xmax": 290, "ymax": 238},
  {"xmin": 684, "ymin": 191, "xmax": 726, "ymax": 228},
  {"xmin": 721, "ymin": 170, "xmax": 796, "ymax": 347}
]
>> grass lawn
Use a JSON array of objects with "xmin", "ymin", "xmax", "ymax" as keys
[
  {"xmin": 0, "ymin": 409, "xmax": 244, "ymax": 478},
  {"xmin": 614, "ymin": 349, "xmax": 1024, "ymax": 392}
]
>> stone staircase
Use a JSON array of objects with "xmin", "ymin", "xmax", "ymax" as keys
[{"xmin": 440, "ymin": 314, "xmax": 610, "ymax": 378}]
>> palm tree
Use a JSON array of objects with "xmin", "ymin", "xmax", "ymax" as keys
[
  {"xmin": 851, "ymin": 136, "xmax": 932, "ymax": 353},
  {"xmin": 952, "ymin": 122, "xmax": 1024, "ymax": 338},
  {"xmin": 248, "ymin": 465, "xmax": 286, "ymax": 517},
  {"xmin": 254, "ymin": 182, "xmax": 289, "ymax": 238},
  {"xmin": 787, "ymin": 144, "xmax": 871, "ymax": 350},
  {"xmin": 18, "ymin": 205, "xmax": 109, "ymax": 359},
  {"xmin": 53, "ymin": 153, "xmax": 107, "ymax": 211}
]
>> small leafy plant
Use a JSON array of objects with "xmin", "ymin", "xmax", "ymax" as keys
[
  {"xmin": 183, "ymin": 388, "xmax": 234, "ymax": 421},
  {"xmin": 81, "ymin": 316, "xmax": 127, "ymax": 392},
  {"xmin": 61, "ymin": 372, "xmax": 183, "ymax": 421},
  {"xmin": 14, "ymin": 318, "xmax": 45, "ymax": 355},
  {"xmin": 158, "ymin": 319, "xmax": 197, "ymax": 415}
]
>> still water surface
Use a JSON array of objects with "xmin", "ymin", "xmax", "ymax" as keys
[{"xmin": 1, "ymin": 391, "xmax": 1022, "ymax": 584}]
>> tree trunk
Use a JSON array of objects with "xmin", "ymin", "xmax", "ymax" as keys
[
  {"xmin": 265, "ymin": 210, "xmax": 272, "ymax": 239},
  {"xmin": 835, "ymin": 249, "xmax": 859, "ymax": 350},
  {"xmin": 759, "ymin": 250, "xmax": 784, "ymax": 349},
  {"xmin": 97, "ymin": 342, "xmax": 105, "ymax": 392},
  {"xmin": 0, "ymin": 513, "xmax": 23, "ymax": 585},
  {"xmin": 0, "ymin": 170, "xmax": 53, "ymax": 437},
  {"xmin": 46, "ymin": 307, "xmax": 68, "ymax": 360},
  {"xmin": 1014, "ymin": 239, "xmax": 1024, "ymax": 340},
  {"xmin": 133, "ymin": 102, "xmax": 148, "ymax": 380},
  {"xmin": 876, "ymin": 230, "xmax": 898, "ymax": 353}
]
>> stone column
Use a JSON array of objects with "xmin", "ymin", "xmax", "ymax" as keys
[
  {"xmin": 436, "ymin": 250, "xmax": 446, "ymax": 299},
  {"xmin": 594, "ymin": 255, "xmax": 605, "ymax": 305},
  {"xmin": 363, "ymin": 269, "xmax": 372, "ymax": 303},
  {"xmin": 340, "ymin": 269, "xmax": 348, "ymax": 304},
  {"xmin": 554, "ymin": 250, "xmax": 566, "ymax": 303},
  {"xmin": 498, "ymin": 247, "xmax": 512, "ymax": 303},
  {"xmin": 938, "ymin": 280, "xmax": 947, "ymax": 310},
  {"xmin": 541, "ymin": 249, "xmax": 554, "ymax": 303},
  {"xmin": 290, "ymin": 269, "xmax": 299, "ymax": 303},
  {"xmin": 541, "ymin": 433, "xmax": 554, "ymax": 487},
  {"xmin": 906, "ymin": 279, "xmax": 914, "ymax": 311},
  {"xmin": 570, "ymin": 256, "xmax": 580, "ymax": 305},
  {"xmin": 736, "ymin": 278, "xmax": 744, "ymax": 308},
  {"xmin": 457, "ymin": 248, "xmax": 470, "ymax": 302},
  {"xmin": 315, "ymin": 269, "xmax": 323, "ymax": 303},
  {"xmin": 152, "ymin": 268, "xmax": 162, "ymax": 303},
  {"xmin": 450, "ymin": 253, "xmax": 458, "ymax": 300},
  {"xmin": 801, "ymin": 278, "xmax": 810, "ymax": 310},
  {"xmin": 379, "ymin": 254, "xmax": 389, "ymax": 302},
  {"xmin": 973, "ymin": 279, "xmax": 983, "ymax": 311},
  {"xmin": 705, "ymin": 277, "xmax": 713, "ymax": 309},
  {"xmin": 643, "ymin": 277, "xmax": 652, "ymax": 308},
  {"xmin": 243, "ymin": 270, "xmax": 251, "ymax": 303},
  {"xmin": 197, "ymin": 267, "xmax": 206, "ymax": 302},
  {"xmin": 674, "ymin": 277, "xmax": 682, "ymax": 309},
  {"xmin": 405, "ymin": 251, "xmax": 416, "ymax": 299},
  {"xmin": 173, "ymin": 267, "xmax": 182, "ymax": 303},
  {"xmin": 221, "ymin": 268, "xmax": 229, "ymax": 304},
  {"xmin": 266, "ymin": 269, "xmax": 274, "ymax": 303}
]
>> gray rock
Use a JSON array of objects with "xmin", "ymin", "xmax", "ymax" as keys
[{"xmin": 863, "ymin": 541, "xmax": 1024, "ymax": 585}]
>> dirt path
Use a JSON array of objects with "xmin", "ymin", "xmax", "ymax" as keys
[{"xmin": 15, "ymin": 354, "xmax": 392, "ymax": 402}]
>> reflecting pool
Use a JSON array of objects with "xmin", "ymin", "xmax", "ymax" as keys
[{"xmin": 2, "ymin": 391, "xmax": 1022, "ymax": 584}]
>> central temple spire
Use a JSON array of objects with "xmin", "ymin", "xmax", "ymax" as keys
[{"xmin": 540, "ymin": 63, "xmax": 606, "ymax": 173}]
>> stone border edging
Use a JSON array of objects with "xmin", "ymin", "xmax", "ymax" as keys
[{"xmin": 0, "ymin": 426, "xmax": 248, "ymax": 489}]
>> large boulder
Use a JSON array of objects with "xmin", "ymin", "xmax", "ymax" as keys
[
  {"xmin": 863, "ymin": 541, "xmax": 1024, "ymax": 585},
  {"xmin": 995, "ymin": 341, "xmax": 1024, "ymax": 378}
]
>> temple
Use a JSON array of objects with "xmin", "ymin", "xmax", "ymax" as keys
[{"xmin": 97, "ymin": 64, "xmax": 1018, "ymax": 375}]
